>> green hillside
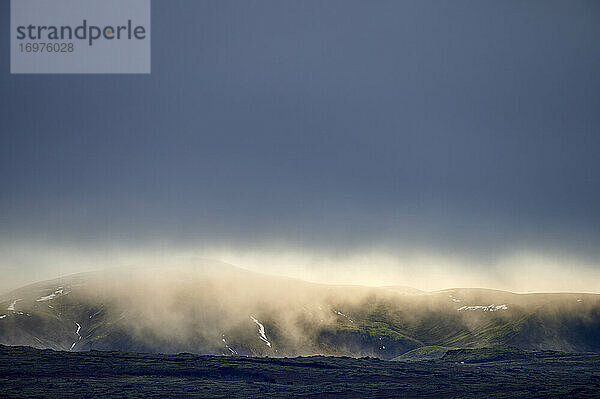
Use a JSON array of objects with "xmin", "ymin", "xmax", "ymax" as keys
[{"xmin": 2, "ymin": 264, "xmax": 600, "ymax": 359}]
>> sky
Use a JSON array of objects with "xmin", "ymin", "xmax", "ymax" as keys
[{"xmin": 1, "ymin": 0, "xmax": 600, "ymax": 293}]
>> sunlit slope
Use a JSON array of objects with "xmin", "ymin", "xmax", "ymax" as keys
[{"xmin": 1, "ymin": 260, "xmax": 599, "ymax": 358}]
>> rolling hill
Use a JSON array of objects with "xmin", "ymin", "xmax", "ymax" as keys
[{"xmin": 1, "ymin": 259, "xmax": 599, "ymax": 359}]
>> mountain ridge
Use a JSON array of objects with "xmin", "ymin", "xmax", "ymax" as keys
[{"xmin": 1, "ymin": 260, "xmax": 599, "ymax": 358}]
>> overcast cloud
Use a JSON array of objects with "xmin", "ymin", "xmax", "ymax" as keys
[{"xmin": 1, "ymin": 0, "xmax": 599, "ymax": 292}]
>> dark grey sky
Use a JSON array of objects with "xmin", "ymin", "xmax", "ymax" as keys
[{"xmin": 1, "ymin": 1, "xmax": 600, "ymax": 266}]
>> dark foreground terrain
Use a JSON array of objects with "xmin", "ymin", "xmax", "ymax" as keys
[{"xmin": 1, "ymin": 345, "xmax": 599, "ymax": 398}]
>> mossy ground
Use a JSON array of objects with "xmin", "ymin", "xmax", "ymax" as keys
[{"xmin": 1, "ymin": 345, "xmax": 599, "ymax": 398}]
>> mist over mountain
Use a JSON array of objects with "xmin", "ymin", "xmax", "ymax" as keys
[{"xmin": 1, "ymin": 259, "xmax": 599, "ymax": 359}]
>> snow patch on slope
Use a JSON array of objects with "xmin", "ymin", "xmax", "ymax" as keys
[
  {"xmin": 334, "ymin": 310, "xmax": 354, "ymax": 323},
  {"xmin": 250, "ymin": 316, "xmax": 271, "ymax": 347},
  {"xmin": 221, "ymin": 334, "xmax": 238, "ymax": 355},
  {"xmin": 36, "ymin": 288, "xmax": 69, "ymax": 302},
  {"xmin": 70, "ymin": 322, "xmax": 82, "ymax": 351},
  {"xmin": 7, "ymin": 299, "xmax": 21, "ymax": 311},
  {"xmin": 89, "ymin": 309, "xmax": 102, "ymax": 319},
  {"xmin": 448, "ymin": 294, "xmax": 462, "ymax": 303},
  {"xmin": 458, "ymin": 304, "xmax": 508, "ymax": 312}
]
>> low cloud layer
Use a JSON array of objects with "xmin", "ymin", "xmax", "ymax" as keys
[{"xmin": 1, "ymin": 239, "xmax": 598, "ymax": 295}]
